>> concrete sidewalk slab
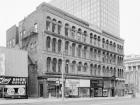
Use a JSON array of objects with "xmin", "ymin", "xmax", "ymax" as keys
[{"xmin": 0, "ymin": 96, "xmax": 131, "ymax": 105}]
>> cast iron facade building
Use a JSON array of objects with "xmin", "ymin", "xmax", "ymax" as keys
[
  {"xmin": 6, "ymin": 2, "xmax": 124, "ymax": 98},
  {"xmin": 124, "ymin": 55, "xmax": 140, "ymax": 93},
  {"xmin": 49, "ymin": 0, "xmax": 120, "ymax": 37}
]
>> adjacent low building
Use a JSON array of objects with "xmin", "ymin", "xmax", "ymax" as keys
[
  {"xmin": 124, "ymin": 55, "xmax": 140, "ymax": 94},
  {"xmin": 0, "ymin": 47, "xmax": 28, "ymax": 98},
  {"xmin": 6, "ymin": 2, "xmax": 125, "ymax": 98}
]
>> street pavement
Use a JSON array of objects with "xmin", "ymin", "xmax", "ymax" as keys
[{"xmin": 0, "ymin": 95, "xmax": 140, "ymax": 105}]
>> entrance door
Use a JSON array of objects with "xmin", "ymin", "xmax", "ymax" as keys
[
  {"xmin": 90, "ymin": 88, "xmax": 94, "ymax": 97},
  {"xmin": 111, "ymin": 88, "xmax": 115, "ymax": 97},
  {"xmin": 40, "ymin": 84, "xmax": 43, "ymax": 97}
]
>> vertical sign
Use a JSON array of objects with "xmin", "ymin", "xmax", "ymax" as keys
[{"xmin": 0, "ymin": 53, "xmax": 5, "ymax": 75}]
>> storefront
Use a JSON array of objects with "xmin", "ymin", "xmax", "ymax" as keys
[
  {"xmin": 90, "ymin": 79, "xmax": 103, "ymax": 97},
  {"xmin": 65, "ymin": 79, "xmax": 90, "ymax": 97}
]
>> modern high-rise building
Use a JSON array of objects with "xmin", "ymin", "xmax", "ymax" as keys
[{"xmin": 49, "ymin": 0, "xmax": 120, "ymax": 37}]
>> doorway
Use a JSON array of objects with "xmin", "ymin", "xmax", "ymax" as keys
[{"xmin": 39, "ymin": 84, "xmax": 43, "ymax": 97}]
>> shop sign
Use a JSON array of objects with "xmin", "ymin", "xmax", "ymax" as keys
[
  {"xmin": 0, "ymin": 76, "xmax": 27, "ymax": 85},
  {"xmin": 79, "ymin": 80, "xmax": 90, "ymax": 87},
  {"xmin": 47, "ymin": 78, "xmax": 59, "ymax": 82},
  {"xmin": 90, "ymin": 80, "xmax": 103, "ymax": 88}
]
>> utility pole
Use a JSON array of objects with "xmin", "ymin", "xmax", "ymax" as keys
[{"xmin": 61, "ymin": 50, "xmax": 65, "ymax": 101}]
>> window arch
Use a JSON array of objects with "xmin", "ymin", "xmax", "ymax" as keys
[
  {"xmin": 90, "ymin": 33, "xmax": 93, "ymax": 44},
  {"xmin": 83, "ymin": 31, "xmax": 87, "ymax": 42},
  {"xmin": 77, "ymin": 28, "xmax": 82, "ymax": 41},
  {"xmin": 47, "ymin": 57, "xmax": 51, "ymax": 72},
  {"xmin": 52, "ymin": 58, "xmax": 57, "ymax": 72},
  {"xmin": 90, "ymin": 64, "xmax": 93, "ymax": 75},
  {"xmin": 58, "ymin": 21, "xmax": 62, "ymax": 34},
  {"xmin": 77, "ymin": 45, "xmax": 82, "ymax": 57},
  {"xmin": 71, "ymin": 26, "xmax": 76, "ymax": 38},
  {"xmin": 46, "ymin": 16, "xmax": 51, "ymax": 31},
  {"xmin": 65, "ymin": 41, "xmax": 69, "ymax": 55},
  {"xmin": 52, "ymin": 18, "xmax": 57, "ymax": 32},
  {"xmin": 78, "ymin": 62, "xmax": 82, "ymax": 72},
  {"xmin": 65, "ymin": 23, "xmax": 69, "ymax": 36},
  {"xmin": 102, "ymin": 38, "xmax": 105, "ymax": 48},
  {"xmin": 72, "ymin": 61, "xmax": 76, "ymax": 72},
  {"xmin": 58, "ymin": 59, "xmax": 62, "ymax": 73},
  {"xmin": 46, "ymin": 36, "xmax": 51, "ymax": 49},
  {"xmin": 65, "ymin": 60, "xmax": 69, "ymax": 73},
  {"xmin": 94, "ymin": 34, "xmax": 97, "ymax": 45},
  {"xmin": 83, "ymin": 63, "xmax": 88, "ymax": 72},
  {"xmin": 94, "ymin": 64, "xmax": 97, "ymax": 76},
  {"xmin": 52, "ymin": 38, "xmax": 56, "ymax": 52},
  {"xmin": 83, "ymin": 46, "xmax": 87, "ymax": 58},
  {"xmin": 72, "ymin": 43, "xmax": 76, "ymax": 56},
  {"xmin": 58, "ymin": 39, "xmax": 62, "ymax": 53}
]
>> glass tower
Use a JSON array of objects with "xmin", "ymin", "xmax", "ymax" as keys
[{"xmin": 49, "ymin": 0, "xmax": 120, "ymax": 37}]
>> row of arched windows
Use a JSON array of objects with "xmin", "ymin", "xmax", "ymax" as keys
[
  {"xmin": 46, "ymin": 36, "xmax": 123, "ymax": 65},
  {"xmin": 46, "ymin": 57, "xmax": 124, "ymax": 77},
  {"xmin": 46, "ymin": 16, "xmax": 123, "ymax": 54}
]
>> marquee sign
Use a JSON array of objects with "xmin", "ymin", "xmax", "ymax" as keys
[{"xmin": 0, "ymin": 76, "xmax": 27, "ymax": 85}]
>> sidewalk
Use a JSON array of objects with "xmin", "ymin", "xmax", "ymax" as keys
[{"xmin": 0, "ymin": 96, "xmax": 131, "ymax": 105}]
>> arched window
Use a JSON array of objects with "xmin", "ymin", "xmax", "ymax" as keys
[
  {"xmin": 46, "ymin": 16, "xmax": 51, "ymax": 31},
  {"xmin": 106, "ymin": 40, "xmax": 109, "ymax": 49},
  {"xmin": 113, "ymin": 42, "xmax": 116, "ymax": 50},
  {"xmin": 110, "ymin": 41, "xmax": 112, "ymax": 50},
  {"xmin": 83, "ymin": 46, "xmax": 87, "ymax": 58},
  {"xmin": 58, "ymin": 59, "xmax": 62, "ymax": 72},
  {"xmin": 52, "ymin": 19, "xmax": 56, "ymax": 32},
  {"xmin": 98, "ymin": 65, "xmax": 101, "ymax": 76},
  {"xmin": 98, "ymin": 50, "xmax": 101, "ymax": 61},
  {"xmin": 58, "ymin": 21, "xmax": 62, "ymax": 34},
  {"xmin": 72, "ymin": 61, "xmax": 76, "ymax": 72},
  {"xmin": 52, "ymin": 38, "xmax": 56, "ymax": 52},
  {"xmin": 90, "ymin": 33, "xmax": 93, "ymax": 44},
  {"xmin": 94, "ymin": 49, "xmax": 97, "ymax": 60},
  {"xmin": 90, "ymin": 64, "xmax": 93, "ymax": 75},
  {"xmin": 90, "ymin": 47, "xmax": 93, "ymax": 59},
  {"xmin": 71, "ymin": 26, "xmax": 76, "ymax": 38},
  {"xmin": 97, "ymin": 36, "xmax": 100, "ymax": 47},
  {"xmin": 65, "ymin": 60, "xmax": 69, "ymax": 73},
  {"xmin": 106, "ymin": 67, "xmax": 109, "ymax": 76},
  {"xmin": 94, "ymin": 34, "xmax": 97, "ymax": 45},
  {"xmin": 94, "ymin": 64, "xmax": 97, "ymax": 76},
  {"xmin": 102, "ymin": 52, "xmax": 105, "ymax": 62},
  {"xmin": 52, "ymin": 58, "xmax": 57, "ymax": 72},
  {"xmin": 77, "ymin": 28, "xmax": 82, "ymax": 41},
  {"xmin": 65, "ymin": 23, "xmax": 69, "ymax": 36},
  {"xmin": 72, "ymin": 43, "xmax": 76, "ymax": 56},
  {"xmin": 78, "ymin": 62, "xmax": 82, "ymax": 72},
  {"xmin": 58, "ymin": 39, "xmax": 62, "ymax": 53},
  {"xmin": 83, "ymin": 31, "xmax": 87, "ymax": 42},
  {"xmin": 46, "ymin": 36, "xmax": 51, "ymax": 50},
  {"xmin": 65, "ymin": 41, "xmax": 69, "ymax": 55},
  {"xmin": 77, "ymin": 45, "xmax": 82, "ymax": 57},
  {"xmin": 83, "ymin": 63, "xmax": 88, "ymax": 72},
  {"xmin": 102, "ymin": 38, "xmax": 105, "ymax": 48},
  {"xmin": 47, "ymin": 57, "xmax": 51, "ymax": 72},
  {"xmin": 102, "ymin": 66, "xmax": 105, "ymax": 76}
]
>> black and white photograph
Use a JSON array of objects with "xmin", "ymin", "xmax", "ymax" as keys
[{"xmin": 0, "ymin": 0, "xmax": 140, "ymax": 105}]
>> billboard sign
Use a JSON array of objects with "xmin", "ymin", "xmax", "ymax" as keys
[{"xmin": 0, "ymin": 53, "xmax": 5, "ymax": 75}]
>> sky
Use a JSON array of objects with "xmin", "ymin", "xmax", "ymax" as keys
[{"xmin": 0, "ymin": 0, "xmax": 139, "ymax": 55}]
